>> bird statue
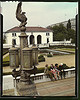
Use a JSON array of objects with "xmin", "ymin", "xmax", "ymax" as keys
[{"xmin": 16, "ymin": 2, "xmax": 27, "ymax": 28}]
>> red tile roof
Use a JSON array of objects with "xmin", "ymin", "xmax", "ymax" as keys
[{"xmin": 5, "ymin": 26, "xmax": 52, "ymax": 33}]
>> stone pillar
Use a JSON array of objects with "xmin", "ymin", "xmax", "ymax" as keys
[
  {"xmin": 32, "ymin": 46, "xmax": 38, "ymax": 65},
  {"xmin": 22, "ymin": 47, "xmax": 33, "ymax": 69},
  {"xmin": 19, "ymin": 33, "xmax": 28, "ymax": 66},
  {"xmin": 9, "ymin": 47, "xmax": 19, "ymax": 69},
  {"xmin": 15, "ymin": 2, "xmax": 38, "ymax": 96}
]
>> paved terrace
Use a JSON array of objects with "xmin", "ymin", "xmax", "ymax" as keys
[
  {"xmin": 3, "ymin": 76, "xmax": 75, "ymax": 96},
  {"xmin": 36, "ymin": 77, "xmax": 75, "ymax": 96}
]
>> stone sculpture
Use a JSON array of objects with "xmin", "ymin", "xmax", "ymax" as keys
[
  {"xmin": 16, "ymin": 2, "xmax": 27, "ymax": 31},
  {"xmin": 9, "ymin": 2, "xmax": 38, "ymax": 96}
]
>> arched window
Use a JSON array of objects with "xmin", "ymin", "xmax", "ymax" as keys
[
  {"xmin": 12, "ymin": 39, "xmax": 16, "ymax": 45},
  {"xmin": 30, "ymin": 35, "xmax": 34, "ymax": 44},
  {"xmin": 37, "ymin": 35, "xmax": 41, "ymax": 44},
  {"xmin": 47, "ymin": 38, "xmax": 49, "ymax": 43}
]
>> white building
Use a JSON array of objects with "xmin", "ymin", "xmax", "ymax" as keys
[
  {"xmin": 4, "ymin": 26, "xmax": 53, "ymax": 47},
  {"xmin": 4, "ymin": 26, "xmax": 73, "ymax": 48}
]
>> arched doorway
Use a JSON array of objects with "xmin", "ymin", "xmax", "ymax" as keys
[
  {"xmin": 30, "ymin": 35, "xmax": 34, "ymax": 45},
  {"xmin": 12, "ymin": 39, "xmax": 16, "ymax": 45},
  {"xmin": 37, "ymin": 35, "xmax": 41, "ymax": 44}
]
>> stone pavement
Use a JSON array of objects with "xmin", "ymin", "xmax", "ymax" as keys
[
  {"xmin": 36, "ymin": 77, "xmax": 75, "ymax": 96},
  {"xmin": 3, "ymin": 75, "xmax": 14, "ymax": 90},
  {"xmin": 2, "ymin": 75, "xmax": 75, "ymax": 96}
]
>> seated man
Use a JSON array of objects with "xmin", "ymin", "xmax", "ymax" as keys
[
  {"xmin": 55, "ymin": 63, "xmax": 60, "ymax": 80},
  {"xmin": 58, "ymin": 63, "xmax": 65, "ymax": 79},
  {"xmin": 44, "ymin": 64, "xmax": 53, "ymax": 80},
  {"xmin": 50, "ymin": 64, "xmax": 57, "ymax": 81},
  {"xmin": 44, "ymin": 64, "xmax": 49, "ymax": 78},
  {"xmin": 50, "ymin": 69, "xmax": 57, "ymax": 81}
]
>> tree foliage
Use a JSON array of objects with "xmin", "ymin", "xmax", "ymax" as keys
[{"xmin": 48, "ymin": 24, "xmax": 76, "ymax": 43}]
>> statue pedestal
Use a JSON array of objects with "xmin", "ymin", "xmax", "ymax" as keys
[
  {"xmin": 16, "ymin": 81, "xmax": 38, "ymax": 96},
  {"xmin": 16, "ymin": 68, "xmax": 38, "ymax": 96},
  {"xmin": 32, "ymin": 46, "xmax": 38, "ymax": 65}
]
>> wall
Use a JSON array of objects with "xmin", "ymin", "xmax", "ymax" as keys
[{"xmin": 5, "ymin": 31, "xmax": 53, "ymax": 46}]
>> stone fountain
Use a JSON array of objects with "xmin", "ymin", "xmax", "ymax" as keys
[{"xmin": 9, "ymin": 2, "xmax": 38, "ymax": 96}]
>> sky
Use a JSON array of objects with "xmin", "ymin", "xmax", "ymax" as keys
[{"xmin": 1, "ymin": 1, "xmax": 78, "ymax": 32}]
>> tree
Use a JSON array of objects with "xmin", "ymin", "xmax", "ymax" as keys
[
  {"xmin": 67, "ymin": 29, "xmax": 76, "ymax": 43},
  {"xmin": 52, "ymin": 24, "xmax": 68, "ymax": 41},
  {"xmin": 55, "ymin": 32, "xmax": 65, "ymax": 41},
  {"xmin": 67, "ymin": 19, "xmax": 71, "ymax": 30},
  {"xmin": 47, "ymin": 23, "xmax": 76, "ymax": 43}
]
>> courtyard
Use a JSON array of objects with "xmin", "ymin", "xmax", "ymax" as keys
[{"xmin": 3, "ymin": 53, "xmax": 75, "ymax": 73}]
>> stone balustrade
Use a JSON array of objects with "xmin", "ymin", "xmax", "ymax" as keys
[{"xmin": 13, "ymin": 68, "xmax": 75, "ymax": 84}]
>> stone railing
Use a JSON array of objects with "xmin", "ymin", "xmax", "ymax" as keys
[
  {"xmin": 13, "ymin": 68, "xmax": 75, "ymax": 84},
  {"xmin": 64, "ymin": 68, "xmax": 75, "ymax": 78}
]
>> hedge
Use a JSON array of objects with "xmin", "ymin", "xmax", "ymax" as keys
[
  {"xmin": 36, "ymin": 67, "xmax": 45, "ymax": 73},
  {"xmin": 47, "ymin": 54, "xmax": 53, "ymax": 57},
  {"xmin": 38, "ymin": 58, "xmax": 45, "ymax": 62},
  {"xmin": 3, "ymin": 72, "xmax": 12, "ymax": 75},
  {"xmin": 3, "ymin": 51, "xmax": 9, "ymax": 56},
  {"xmin": 38, "ymin": 55, "xmax": 44, "ymax": 59},
  {"xmin": 3, "ymin": 61, "xmax": 9, "ymax": 66},
  {"xmin": 3, "ymin": 48, "xmax": 9, "ymax": 55},
  {"xmin": 38, "ymin": 55, "xmax": 45, "ymax": 62},
  {"xmin": 49, "ymin": 45, "xmax": 75, "ymax": 49}
]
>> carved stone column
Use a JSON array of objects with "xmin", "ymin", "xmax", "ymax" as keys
[
  {"xmin": 14, "ymin": 2, "xmax": 38, "ymax": 96},
  {"xmin": 32, "ymin": 46, "xmax": 38, "ymax": 65},
  {"xmin": 19, "ymin": 33, "xmax": 28, "ymax": 66}
]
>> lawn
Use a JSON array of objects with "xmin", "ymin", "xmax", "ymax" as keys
[
  {"xmin": 58, "ymin": 48, "xmax": 75, "ymax": 51},
  {"xmin": 3, "ymin": 55, "xmax": 10, "ymax": 66},
  {"xmin": 53, "ymin": 48, "xmax": 75, "ymax": 52},
  {"xmin": 3, "ymin": 55, "xmax": 9, "ymax": 62}
]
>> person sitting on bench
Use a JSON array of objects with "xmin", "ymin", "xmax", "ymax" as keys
[{"xmin": 50, "ymin": 64, "xmax": 57, "ymax": 81}]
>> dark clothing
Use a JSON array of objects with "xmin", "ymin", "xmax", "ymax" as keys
[
  {"xmin": 57, "ymin": 65, "xmax": 64, "ymax": 71},
  {"xmin": 57, "ymin": 65, "xmax": 65, "ymax": 79},
  {"xmin": 50, "ymin": 66, "xmax": 53, "ymax": 70}
]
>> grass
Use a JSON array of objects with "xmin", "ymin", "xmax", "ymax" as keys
[
  {"xmin": 54, "ymin": 48, "xmax": 75, "ymax": 52},
  {"xmin": 59, "ymin": 48, "xmax": 75, "ymax": 51},
  {"xmin": 3, "ymin": 55, "xmax": 9, "ymax": 62}
]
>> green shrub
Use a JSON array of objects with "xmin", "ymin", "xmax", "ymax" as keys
[
  {"xmin": 38, "ymin": 57, "xmax": 45, "ymax": 62},
  {"xmin": 38, "ymin": 55, "xmax": 44, "ymax": 59},
  {"xmin": 38, "ymin": 55, "xmax": 45, "ymax": 62},
  {"xmin": 3, "ymin": 72, "xmax": 12, "ymax": 75},
  {"xmin": 37, "ymin": 67, "xmax": 45, "ymax": 73},
  {"xmin": 3, "ymin": 61, "xmax": 9, "ymax": 66},
  {"xmin": 47, "ymin": 54, "xmax": 53, "ymax": 57},
  {"xmin": 49, "ymin": 45, "xmax": 75, "ymax": 49},
  {"xmin": 3, "ymin": 48, "xmax": 9, "ymax": 55}
]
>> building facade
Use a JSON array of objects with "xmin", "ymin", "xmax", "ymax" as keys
[{"xmin": 5, "ymin": 26, "xmax": 53, "ymax": 47}]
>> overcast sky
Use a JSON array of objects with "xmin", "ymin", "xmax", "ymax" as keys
[{"xmin": 1, "ymin": 1, "xmax": 78, "ymax": 32}]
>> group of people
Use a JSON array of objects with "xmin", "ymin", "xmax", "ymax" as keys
[{"xmin": 44, "ymin": 63, "xmax": 65, "ymax": 81}]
